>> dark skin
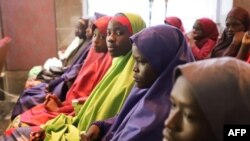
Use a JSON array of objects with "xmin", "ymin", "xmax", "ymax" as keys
[
  {"xmin": 106, "ymin": 19, "xmax": 132, "ymax": 57},
  {"xmin": 187, "ymin": 20, "xmax": 205, "ymax": 48},
  {"xmin": 86, "ymin": 20, "xmax": 94, "ymax": 39},
  {"xmin": 26, "ymin": 19, "xmax": 88, "ymax": 89},
  {"xmin": 30, "ymin": 17, "xmax": 133, "ymax": 141},
  {"xmin": 163, "ymin": 76, "xmax": 216, "ymax": 141},
  {"xmin": 225, "ymin": 17, "xmax": 245, "ymax": 38},
  {"xmin": 75, "ymin": 19, "xmax": 88, "ymax": 39},
  {"xmin": 43, "ymin": 28, "xmax": 109, "ymax": 112},
  {"xmin": 132, "ymin": 43, "xmax": 159, "ymax": 88},
  {"xmin": 92, "ymin": 28, "xmax": 108, "ymax": 53},
  {"xmin": 81, "ymin": 44, "xmax": 160, "ymax": 141},
  {"xmin": 29, "ymin": 26, "xmax": 110, "ymax": 141},
  {"xmin": 223, "ymin": 17, "xmax": 246, "ymax": 56},
  {"xmin": 236, "ymin": 31, "xmax": 250, "ymax": 60}
]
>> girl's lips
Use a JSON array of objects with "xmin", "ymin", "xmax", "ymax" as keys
[
  {"xmin": 133, "ymin": 76, "xmax": 140, "ymax": 82},
  {"xmin": 108, "ymin": 47, "xmax": 115, "ymax": 51}
]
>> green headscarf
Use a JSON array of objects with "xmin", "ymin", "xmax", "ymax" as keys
[{"xmin": 42, "ymin": 13, "xmax": 146, "ymax": 141}]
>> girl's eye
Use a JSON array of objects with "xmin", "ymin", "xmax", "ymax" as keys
[
  {"xmin": 99, "ymin": 36, "xmax": 105, "ymax": 40},
  {"xmin": 116, "ymin": 31, "xmax": 121, "ymax": 35},
  {"xmin": 107, "ymin": 31, "xmax": 111, "ymax": 36},
  {"xmin": 171, "ymin": 101, "xmax": 176, "ymax": 109},
  {"xmin": 184, "ymin": 112, "xmax": 196, "ymax": 122}
]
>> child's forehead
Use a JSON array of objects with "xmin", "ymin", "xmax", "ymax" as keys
[{"xmin": 171, "ymin": 76, "xmax": 199, "ymax": 108}]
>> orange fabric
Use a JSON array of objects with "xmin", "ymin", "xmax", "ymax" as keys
[
  {"xmin": 20, "ymin": 47, "xmax": 112, "ymax": 125},
  {"xmin": 112, "ymin": 15, "xmax": 133, "ymax": 34}
]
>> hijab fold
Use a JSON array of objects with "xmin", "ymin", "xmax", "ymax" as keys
[
  {"xmin": 175, "ymin": 57, "xmax": 250, "ymax": 141},
  {"xmin": 104, "ymin": 25, "xmax": 194, "ymax": 141}
]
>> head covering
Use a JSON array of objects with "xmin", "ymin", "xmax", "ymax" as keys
[
  {"xmin": 164, "ymin": 16, "xmax": 185, "ymax": 33},
  {"xmin": 39, "ymin": 12, "xmax": 146, "ymax": 141},
  {"xmin": 74, "ymin": 12, "xmax": 146, "ymax": 131},
  {"xmin": 20, "ymin": 16, "xmax": 113, "ymax": 126},
  {"xmin": 227, "ymin": 6, "xmax": 250, "ymax": 30},
  {"xmin": 92, "ymin": 16, "xmax": 112, "ymax": 36},
  {"xmin": 211, "ymin": 7, "xmax": 250, "ymax": 57},
  {"xmin": 175, "ymin": 57, "xmax": 250, "ymax": 141},
  {"xmin": 11, "ymin": 34, "xmax": 92, "ymax": 120},
  {"xmin": 105, "ymin": 25, "xmax": 194, "ymax": 141},
  {"xmin": 94, "ymin": 12, "xmax": 106, "ymax": 20},
  {"xmin": 197, "ymin": 18, "xmax": 219, "ymax": 41}
]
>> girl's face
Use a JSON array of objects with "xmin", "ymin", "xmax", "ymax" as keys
[
  {"xmin": 163, "ymin": 76, "xmax": 216, "ymax": 141},
  {"xmin": 92, "ymin": 28, "xmax": 107, "ymax": 53},
  {"xmin": 75, "ymin": 20, "xmax": 87, "ymax": 39},
  {"xmin": 86, "ymin": 20, "xmax": 94, "ymax": 39},
  {"xmin": 225, "ymin": 17, "xmax": 245, "ymax": 37},
  {"xmin": 106, "ymin": 20, "xmax": 132, "ymax": 57},
  {"xmin": 132, "ymin": 44, "xmax": 159, "ymax": 88},
  {"xmin": 192, "ymin": 21, "xmax": 205, "ymax": 40}
]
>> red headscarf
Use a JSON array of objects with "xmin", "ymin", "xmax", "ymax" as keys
[
  {"xmin": 227, "ymin": 6, "xmax": 250, "ymax": 30},
  {"xmin": 197, "ymin": 18, "xmax": 219, "ymax": 41},
  {"xmin": 211, "ymin": 7, "xmax": 250, "ymax": 58},
  {"xmin": 20, "ymin": 16, "xmax": 113, "ymax": 126},
  {"xmin": 111, "ymin": 14, "xmax": 133, "ymax": 35},
  {"xmin": 92, "ymin": 16, "xmax": 112, "ymax": 36},
  {"xmin": 164, "ymin": 16, "xmax": 185, "ymax": 33}
]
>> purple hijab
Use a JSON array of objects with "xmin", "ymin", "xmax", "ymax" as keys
[
  {"xmin": 103, "ymin": 25, "xmax": 194, "ymax": 141},
  {"xmin": 11, "ymin": 40, "xmax": 92, "ymax": 120}
]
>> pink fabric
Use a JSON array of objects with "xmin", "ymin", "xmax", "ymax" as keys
[
  {"xmin": 191, "ymin": 18, "xmax": 218, "ymax": 60},
  {"xmin": 112, "ymin": 15, "xmax": 132, "ymax": 34},
  {"xmin": 164, "ymin": 16, "xmax": 185, "ymax": 33},
  {"xmin": 20, "ymin": 16, "xmax": 112, "ymax": 126},
  {"xmin": 198, "ymin": 18, "xmax": 219, "ymax": 41}
]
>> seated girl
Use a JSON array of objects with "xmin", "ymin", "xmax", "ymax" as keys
[
  {"xmin": 236, "ymin": 31, "xmax": 250, "ymax": 63},
  {"xmin": 186, "ymin": 18, "xmax": 218, "ymax": 60},
  {"xmin": 7, "ymin": 16, "xmax": 113, "ymax": 128},
  {"xmin": 11, "ymin": 17, "xmax": 95, "ymax": 119},
  {"xmin": 163, "ymin": 57, "xmax": 250, "ymax": 141},
  {"xmin": 1, "ymin": 12, "xmax": 146, "ymax": 141},
  {"xmin": 82, "ymin": 24, "xmax": 194, "ymax": 141},
  {"xmin": 211, "ymin": 6, "xmax": 250, "ymax": 58},
  {"xmin": 164, "ymin": 16, "xmax": 185, "ymax": 33}
]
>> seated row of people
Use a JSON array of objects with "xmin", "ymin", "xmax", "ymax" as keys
[
  {"xmin": 1, "ymin": 6, "xmax": 250, "ymax": 141},
  {"xmin": 165, "ymin": 6, "xmax": 250, "ymax": 62}
]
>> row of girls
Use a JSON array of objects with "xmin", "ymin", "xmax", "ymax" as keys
[
  {"xmin": 0, "ymin": 7, "xmax": 250, "ymax": 141},
  {"xmin": 165, "ymin": 6, "xmax": 250, "ymax": 62}
]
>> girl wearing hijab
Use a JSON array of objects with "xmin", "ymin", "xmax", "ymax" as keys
[
  {"xmin": 163, "ymin": 57, "xmax": 250, "ymax": 141},
  {"xmin": 211, "ymin": 6, "xmax": 250, "ymax": 58},
  {"xmin": 1, "ymin": 13, "xmax": 146, "ymax": 141},
  {"xmin": 236, "ymin": 31, "xmax": 250, "ymax": 63},
  {"xmin": 5, "ymin": 16, "xmax": 112, "ymax": 131},
  {"xmin": 11, "ymin": 17, "xmax": 94, "ymax": 119},
  {"xmin": 164, "ymin": 16, "xmax": 185, "ymax": 33},
  {"xmin": 187, "ymin": 18, "xmax": 219, "ymax": 60},
  {"xmin": 83, "ymin": 24, "xmax": 194, "ymax": 141}
]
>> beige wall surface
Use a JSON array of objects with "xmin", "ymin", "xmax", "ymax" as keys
[
  {"xmin": 233, "ymin": 0, "xmax": 250, "ymax": 14},
  {"xmin": 55, "ymin": 0, "xmax": 83, "ymax": 51}
]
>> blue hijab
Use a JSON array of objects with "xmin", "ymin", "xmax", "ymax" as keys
[{"xmin": 105, "ymin": 25, "xmax": 194, "ymax": 141}]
